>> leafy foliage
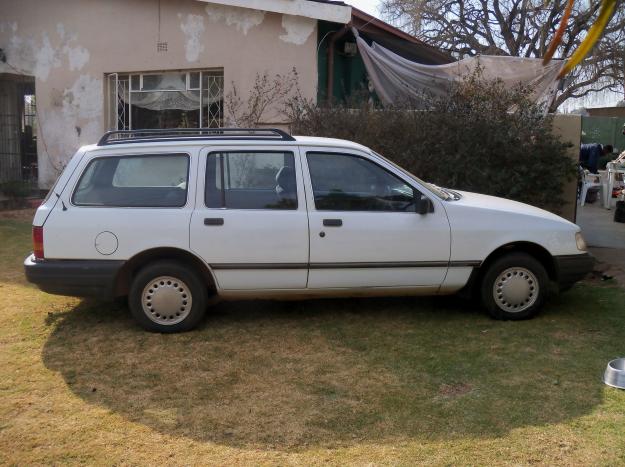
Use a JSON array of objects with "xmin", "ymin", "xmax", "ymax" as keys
[
  {"xmin": 0, "ymin": 181, "xmax": 32, "ymax": 199},
  {"xmin": 288, "ymin": 74, "xmax": 575, "ymax": 211}
]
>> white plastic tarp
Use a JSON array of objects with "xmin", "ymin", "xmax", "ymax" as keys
[{"xmin": 354, "ymin": 28, "xmax": 562, "ymax": 109}]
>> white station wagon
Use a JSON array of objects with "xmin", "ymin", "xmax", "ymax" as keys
[{"xmin": 25, "ymin": 128, "xmax": 593, "ymax": 332}]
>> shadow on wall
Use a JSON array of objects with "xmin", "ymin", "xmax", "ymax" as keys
[{"xmin": 41, "ymin": 291, "xmax": 617, "ymax": 450}]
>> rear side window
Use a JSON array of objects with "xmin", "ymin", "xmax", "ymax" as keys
[
  {"xmin": 72, "ymin": 154, "xmax": 189, "ymax": 207},
  {"xmin": 205, "ymin": 151, "xmax": 297, "ymax": 210}
]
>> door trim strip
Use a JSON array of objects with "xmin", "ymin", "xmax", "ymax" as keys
[{"xmin": 210, "ymin": 261, "xmax": 481, "ymax": 270}]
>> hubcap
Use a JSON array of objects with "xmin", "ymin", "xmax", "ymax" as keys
[
  {"xmin": 493, "ymin": 267, "xmax": 538, "ymax": 313},
  {"xmin": 141, "ymin": 276, "xmax": 192, "ymax": 325}
]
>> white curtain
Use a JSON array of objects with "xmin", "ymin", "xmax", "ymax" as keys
[
  {"xmin": 120, "ymin": 73, "xmax": 220, "ymax": 111},
  {"xmin": 354, "ymin": 28, "xmax": 562, "ymax": 110},
  {"xmin": 122, "ymin": 90, "xmax": 202, "ymax": 111}
]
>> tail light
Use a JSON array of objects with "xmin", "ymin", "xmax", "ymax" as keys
[{"xmin": 32, "ymin": 226, "xmax": 44, "ymax": 260}]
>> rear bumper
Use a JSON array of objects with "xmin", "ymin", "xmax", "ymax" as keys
[
  {"xmin": 24, "ymin": 255, "xmax": 124, "ymax": 298},
  {"xmin": 554, "ymin": 253, "xmax": 595, "ymax": 291}
]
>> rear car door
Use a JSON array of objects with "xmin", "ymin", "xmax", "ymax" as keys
[
  {"xmin": 301, "ymin": 148, "xmax": 451, "ymax": 289},
  {"xmin": 189, "ymin": 146, "xmax": 309, "ymax": 290}
]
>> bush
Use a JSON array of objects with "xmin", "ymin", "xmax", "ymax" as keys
[
  {"xmin": 288, "ymin": 74, "xmax": 575, "ymax": 212},
  {"xmin": 0, "ymin": 181, "xmax": 32, "ymax": 199}
]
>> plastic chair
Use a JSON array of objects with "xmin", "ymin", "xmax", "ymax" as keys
[
  {"xmin": 605, "ymin": 162, "xmax": 625, "ymax": 210},
  {"xmin": 579, "ymin": 169, "xmax": 603, "ymax": 207}
]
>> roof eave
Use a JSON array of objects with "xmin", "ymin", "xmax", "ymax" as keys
[
  {"xmin": 196, "ymin": 0, "xmax": 352, "ymax": 23},
  {"xmin": 351, "ymin": 7, "xmax": 453, "ymax": 63}
]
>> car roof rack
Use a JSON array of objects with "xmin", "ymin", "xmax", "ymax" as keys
[{"xmin": 97, "ymin": 128, "xmax": 296, "ymax": 146}]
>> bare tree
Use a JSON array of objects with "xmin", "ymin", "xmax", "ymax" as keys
[
  {"xmin": 380, "ymin": 0, "xmax": 625, "ymax": 110},
  {"xmin": 225, "ymin": 68, "xmax": 300, "ymax": 127}
]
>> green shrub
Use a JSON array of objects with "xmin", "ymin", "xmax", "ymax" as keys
[
  {"xmin": 288, "ymin": 74, "xmax": 575, "ymax": 212},
  {"xmin": 0, "ymin": 181, "xmax": 32, "ymax": 199}
]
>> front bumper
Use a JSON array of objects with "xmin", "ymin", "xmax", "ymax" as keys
[
  {"xmin": 554, "ymin": 253, "xmax": 595, "ymax": 291},
  {"xmin": 24, "ymin": 255, "xmax": 124, "ymax": 298}
]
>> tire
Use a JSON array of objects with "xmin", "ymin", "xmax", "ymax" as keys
[
  {"xmin": 128, "ymin": 260, "xmax": 208, "ymax": 333},
  {"xmin": 480, "ymin": 252, "xmax": 549, "ymax": 320}
]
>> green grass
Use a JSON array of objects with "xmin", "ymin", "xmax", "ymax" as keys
[{"xmin": 1, "ymin": 214, "xmax": 625, "ymax": 465}]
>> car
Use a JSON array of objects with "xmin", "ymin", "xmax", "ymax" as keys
[{"xmin": 24, "ymin": 128, "xmax": 594, "ymax": 332}]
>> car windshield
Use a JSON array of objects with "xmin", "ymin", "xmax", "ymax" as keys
[{"xmin": 370, "ymin": 151, "xmax": 451, "ymax": 201}]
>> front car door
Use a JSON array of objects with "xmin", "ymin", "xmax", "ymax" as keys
[
  {"xmin": 301, "ymin": 148, "xmax": 451, "ymax": 289},
  {"xmin": 190, "ymin": 145, "xmax": 309, "ymax": 290}
]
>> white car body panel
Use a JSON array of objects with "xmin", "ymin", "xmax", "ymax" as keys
[
  {"xmin": 33, "ymin": 147, "xmax": 90, "ymax": 227},
  {"xmin": 32, "ymin": 135, "xmax": 588, "ymax": 301},
  {"xmin": 43, "ymin": 145, "xmax": 199, "ymax": 260},
  {"xmin": 444, "ymin": 190, "xmax": 580, "ymax": 261}
]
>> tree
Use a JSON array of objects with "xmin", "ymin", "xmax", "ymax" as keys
[
  {"xmin": 225, "ymin": 68, "xmax": 299, "ymax": 127},
  {"xmin": 380, "ymin": 0, "xmax": 625, "ymax": 111}
]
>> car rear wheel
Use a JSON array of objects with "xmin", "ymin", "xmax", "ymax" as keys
[
  {"xmin": 129, "ymin": 260, "xmax": 208, "ymax": 332},
  {"xmin": 480, "ymin": 252, "xmax": 549, "ymax": 320}
]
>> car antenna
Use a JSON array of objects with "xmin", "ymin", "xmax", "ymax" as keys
[{"xmin": 55, "ymin": 192, "xmax": 67, "ymax": 211}]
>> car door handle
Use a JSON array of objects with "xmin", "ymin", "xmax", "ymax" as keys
[
  {"xmin": 323, "ymin": 219, "xmax": 342, "ymax": 227},
  {"xmin": 204, "ymin": 218, "xmax": 224, "ymax": 226}
]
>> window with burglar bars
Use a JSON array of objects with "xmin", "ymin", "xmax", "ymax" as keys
[{"xmin": 106, "ymin": 69, "xmax": 224, "ymax": 131}]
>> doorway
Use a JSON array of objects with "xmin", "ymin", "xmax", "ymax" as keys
[{"xmin": 0, "ymin": 73, "xmax": 37, "ymax": 184}]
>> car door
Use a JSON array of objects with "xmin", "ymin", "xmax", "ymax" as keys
[
  {"xmin": 301, "ymin": 148, "xmax": 451, "ymax": 289},
  {"xmin": 189, "ymin": 145, "xmax": 309, "ymax": 290}
]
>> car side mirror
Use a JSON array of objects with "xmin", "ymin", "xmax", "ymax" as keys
[{"xmin": 415, "ymin": 195, "xmax": 433, "ymax": 215}]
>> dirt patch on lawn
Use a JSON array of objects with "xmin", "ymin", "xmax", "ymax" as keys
[{"xmin": 438, "ymin": 382, "xmax": 473, "ymax": 398}]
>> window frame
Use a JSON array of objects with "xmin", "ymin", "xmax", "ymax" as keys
[
  {"xmin": 305, "ymin": 150, "xmax": 426, "ymax": 213},
  {"xmin": 70, "ymin": 152, "xmax": 191, "ymax": 208},
  {"xmin": 108, "ymin": 69, "xmax": 224, "ymax": 131},
  {"xmin": 204, "ymin": 150, "xmax": 298, "ymax": 210}
]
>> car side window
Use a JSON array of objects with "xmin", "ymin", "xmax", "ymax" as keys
[
  {"xmin": 306, "ymin": 152, "xmax": 417, "ymax": 212},
  {"xmin": 205, "ymin": 151, "xmax": 297, "ymax": 210},
  {"xmin": 72, "ymin": 154, "xmax": 189, "ymax": 207}
]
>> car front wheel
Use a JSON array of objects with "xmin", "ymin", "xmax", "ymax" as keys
[
  {"xmin": 129, "ymin": 260, "xmax": 208, "ymax": 333},
  {"xmin": 480, "ymin": 252, "xmax": 549, "ymax": 320}
]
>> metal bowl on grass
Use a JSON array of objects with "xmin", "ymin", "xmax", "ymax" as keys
[{"xmin": 603, "ymin": 358, "xmax": 625, "ymax": 389}]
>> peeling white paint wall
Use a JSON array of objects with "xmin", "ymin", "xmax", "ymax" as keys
[
  {"xmin": 39, "ymin": 74, "xmax": 103, "ymax": 179},
  {"xmin": 0, "ymin": 22, "xmax": 90, "ymax": 81},
  {"xmin": 204, "ymin": 4, "xmax": 265, "ymax": 35},
  {"xmin": 179, "ymin": 14, "xmax": 205, "ymax": 62},
  {"xmin": 65, "ymin": 46, "xmax": 90, "ymax": 71},
  {"xmin": 0, "ymin": 21, "xmax": 96, "ymax": 185},
  {"xmin": 1, "ymin": 0, "xmax": 319, "ymax": 188},
  {"xmin": 279, "ymin": 15, "xmax": 315, "ymax": 45}
]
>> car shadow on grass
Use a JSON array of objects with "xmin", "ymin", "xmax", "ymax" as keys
[{"xmin": 41, "ymin": 286, "xmax": 625, "ymax": 450}]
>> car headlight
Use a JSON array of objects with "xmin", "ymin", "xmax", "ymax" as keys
[{"xmin": 576, "ymin": 232, "xmax": 587, "ymax": 251}]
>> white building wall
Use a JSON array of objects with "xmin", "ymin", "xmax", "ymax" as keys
[{"xmin": 0, "ymin": 0, "xmax": 321, "ymax": 187}]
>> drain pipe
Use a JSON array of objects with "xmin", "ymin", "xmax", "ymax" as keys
[{"xmin": 327, "ymin": 25, "xmax": 351, "ymax": 104}]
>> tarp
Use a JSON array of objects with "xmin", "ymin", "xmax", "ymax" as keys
[{"xmin": 354, "ymin": 28, "xmax": 563, "ymax": 110}]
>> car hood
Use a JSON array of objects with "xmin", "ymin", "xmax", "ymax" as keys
[{"xmin": 450, "ymin": 190, "xmax": 577, "ymax": 227}]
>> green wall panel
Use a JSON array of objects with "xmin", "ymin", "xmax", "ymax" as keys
[{"xmin": 581, "ymin": 116, "xmax": 625, "ymax": 153}]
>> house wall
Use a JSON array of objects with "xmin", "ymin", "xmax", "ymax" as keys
[
  {"xmin": 586, "ymin": 107, "xmax": 625, "ymax": 118},
  {"xmin": 0, "ymin": 0, "xmax": 319, "ymax": 187},
  {"xmin": 551, "ymin": 114, "xmax": 582, "ymax": 223}
]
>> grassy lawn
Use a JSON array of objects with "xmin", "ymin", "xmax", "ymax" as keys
[{"xmin": 1, "ymin": 212, "xmax": 625, "ymax": 465}]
